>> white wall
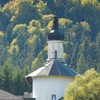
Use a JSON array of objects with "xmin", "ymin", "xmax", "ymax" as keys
[
  {"xmin": 32, "ymin": 76, "xmax": 74, "ymax": 100},
  {"xmin": 48, "ymin": 41, "xmax": 64, "ymax": 60}
]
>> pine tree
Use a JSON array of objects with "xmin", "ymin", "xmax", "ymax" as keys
[
  {"xmin": 77, "ymin": 53, "xmax": 87, "ymax": 74},
  {"xmin": 1, "ymin": 61, "xmax": 13, "ymax": 93},
  {"xmin": 96, "ymin": 32, "xmax": 100, "ymax": 71},
  {"xmin": 12, "ymin": 67, "xmax": 23, "ymax": 95}
]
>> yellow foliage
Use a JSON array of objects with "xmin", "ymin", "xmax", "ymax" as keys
[
  {"xmin": 63, "ymin": 52, "xmax": 67, "ymax": 60},
  {"xmin": 47, "ymin": 20, "xmax": 53, "ymax": 30},
  {"xmin": 8, "ymin": 45, "xmax": 19, "ymax": 54},
  {"xmin": 10, "ymin": 16, "xmax": 16, "ymax": 22},
  {"xmin": 28, "ymin": 26, "xmax": 37, "ymax": 35},
  {"xmin": 3, "ymin": 0, "xmax": 33, "ymax": 16},
  {"xmin": 80, "ymin": 22, "xmax": 91, "ymax": 32},
  {"xmin": 36, "ymin": 0, "xmax": 47, "ymax": 13},
  {"xmin": 29, "ymin": 20, "xmax": 41, "ymax": 28},
  {"xmin": 13, "ymin": 24, "xmax": 27, "ymax": 35},
  {"xmin": 44, "ymin": 46, "xmax": 48, "ymax": 51},
  {"xmin": 0, "ymin": 31, "xmax": 4, "ymax": 37},
  {"xmin": 28, "ymin": 36, "xmax": 34, "ymax": 45},
  {"xmin": 42, "ymin": 14, "xmax": 54, "ymax": 20},
  {"xmin": 81, "ymin": 0, "xmax": 98, "ymax": 6},
  {"xmin": 11, "ymin": 38, "xmax": 17, "ymax": 45},
  {"xmin": 28, "ymin": 35, "xmax": 38, "ymax": 45},
  {"xmin": 83, "ymin": 68, "xmax": 99, "ymax": 82},
  {"xmin": 8, "ymin": 38, "xmax": 19, "ymax": 54},
  {"xmin": 59, "ymin": 18, "xmax": 67, "ymax": 23},
  {"xmin": 32, "ymin": 58, "xmax": 39, "ymax": 69},
  {"xmin": 64, "ymin": 69, "xmax": 100, "ymax": 100},
  {"xmin": 81, "ymin": 21, "xmax": 89, "ymax": 28},
  {"xmin": 32, "ymin": 58, "xmax": 38, "ymax": 65},
  {"xmin": 59, "ymin": 18, "xmax": 72, "ymax": 29},
  {"xmin": 39, "ymin": 28, "xmax": 45, "ymax": 33}
]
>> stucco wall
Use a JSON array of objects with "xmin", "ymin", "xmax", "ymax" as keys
[
  {"xmin": 32, "ymin": 76, "xmax": 74, "ymax": 100},
  {"xmin": 48, "ymin": 41, "xmax": 64, "ymax": 59}
]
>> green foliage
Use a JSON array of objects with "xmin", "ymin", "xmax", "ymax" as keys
[
  {"xmin": 0, "ymin": 11, "xmax": 9, "ymax": 31},
  {"xmin": 64, "ymin": 69, "xmax": 100, "ymax": 100},
  {"xmin": 95, "ymin": 32, "xmax": 100, "ymax": 70},
  {"xmin": 42, "ymin": 14, "xmax": 54, "ymax": 27},
  {"xmin": 0, "ymin": 31, "xmax": 7, "ymax": 66},
  {"xmin": 28, "ymin": 34, "xmax": 41, "ymax": 57},
  {"xmin": 13, "ymin": 24, "xmax": 29, "ymax": 50},
  {"xmin": 3, "ymin": 0, "xmax": 40, "ymax": 23},
  {"xmin": 0, "ymin": 61, "xmax": 13, "ymax": 93},
  {"xmin": 36, "ymin": 0, "xmax": 48, "ymax": 14},
  {"xmin": 32, "ymin": 46, "xmax": 47, "ymax": 70},
  {"xmin": 0, "ymin": 0, "xmax": 100, "ymax": 95}
]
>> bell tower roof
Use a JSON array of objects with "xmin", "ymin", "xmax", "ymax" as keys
[
  {"xmin": 25, "ymin": 59, "xmax": 78, "ymax": 85},
  {"xmin": 48, "ymin": 16, "xmax": 64, "ymax": 41}
]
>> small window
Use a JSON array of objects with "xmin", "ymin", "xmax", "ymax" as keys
[{"xmin": 52, "ymin": 94, "xmax": 56, "ymax": 100}]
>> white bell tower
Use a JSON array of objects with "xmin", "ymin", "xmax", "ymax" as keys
[
  {"xmin": 25, "ymin": 16, "xmax": 78, "ymax": 100},
  {"xmin": 47, "ymin": 16, "xmax": 64, "ymax": 62}
]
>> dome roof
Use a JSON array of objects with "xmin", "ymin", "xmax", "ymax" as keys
[{"xmin": 48, "ymin": 16, "xmax": 64, "ymax": 40}]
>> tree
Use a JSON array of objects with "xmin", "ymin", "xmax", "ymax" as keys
[
  {"xmin": 70, "ymin": 43, "xmax": 79, "ymax": 69},
  {"xmin": 0, "ymin": 68, "xmax": 2, "ymax": 88},
  {"xmin": 22, "ymin": 66, "xmax": 31, "ymax": 93},
  {"xmin": 42, "ymin": 14, "xmax": 54, "ymax": 27},
  {"xmin": 64, "ymin": 68, "xmax": 100, "ymax": 100},
  {"xmin": 0, "ymin": 31, "xmax": 7, "ymax": 66},
  {"xmin": 76, "ymin": 37, "xmax": 94, "ymax": 74},
  {"xmin": 12, "ymin": 67, "xmax": 23, "ymax": 95},
  {"xmin": 36, "ymin": 0, "xmax": 48, "ymax": 15},
  {"xmin": 3, "ymin": 0, "xmax": 40, "ymax": 24},
  {"xmin": 28, "ymin": 34, "xmax": 41, "ymax": 58},
  {"xmin": 32, "ymin": 46, "xmax": 47, "ymax": 70},
  {"xmin": 95, "ymin": 32, "xmax": 100, "ymax": 71},
  {"xmin": 77, "ymin": 53, "xmax": 88, "ymax": 74},
  {"xmin": 1, "ymin": 61, "xmax": 13, "ymax": 93},
  {"xmin": 13, "ymin": 24, "xmax": 29, "ymax": 51},
  {"xmin": 65, "ymin": 0, "xmax": 100, "ymax": 41},
  {"xmin": 0, "ymin": 0, "xmax": 10, "ymax": 7},
  {"xmin": 29, "ymin": 19, "xmax": 41, "ymax": 28},
  {"xmin": 0, "ymin": 11, "xmax": 9, "ymax": 31}
]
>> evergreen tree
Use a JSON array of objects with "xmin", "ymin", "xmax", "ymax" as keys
[
  {"xmin": 77, "ymin": 53, "xmax": 88, "ymax": 74},
  {"xmin": 1, "ymin": 61, "xmax": 13, "ymax": 93},
  {"xmin": 12, "ymin": 67, "xmax": 23, "ymax": 95},
  {"xmin": 0, "ymin": 0, "xmax": 100, "ymax": 95},
  {"xmin": 70, "ymin": 43, "xmax": 79, "ymax": 69},
  {"xmin": 96, "ymin": 32, "xmax": 100, "ymax": 71}
]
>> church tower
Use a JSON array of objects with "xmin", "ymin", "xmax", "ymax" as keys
[
  {"xmin": 47, "ymin": 16, "xmax": 64, "ymax": 62},
  {"xmin": 25, "ymin": 16, "xmax": 78, "ymax": 100}
]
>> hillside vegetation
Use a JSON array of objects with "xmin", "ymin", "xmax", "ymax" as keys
[{"xmin": 0, "ymin": 0, "xmax": 100, "ymax": 95}]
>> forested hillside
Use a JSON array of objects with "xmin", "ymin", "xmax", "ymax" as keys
[{"xmin": 0, "ymin": 0, "xmax": 100, "ymax": 95}]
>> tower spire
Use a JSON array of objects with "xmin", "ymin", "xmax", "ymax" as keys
[
  {"xmin": 47, "ymin": 16, "xmax": 64, "ymax": 62},
  {"xmin": 52, "ymin": 16, "xmax": 59, "ymax": 30}
]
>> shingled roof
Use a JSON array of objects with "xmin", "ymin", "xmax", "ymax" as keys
[
  {"xmin": 0, "ymin": 89, "xmax": 23, "ymax": 100},
  {"xmin": 26, "ymin": 59, "xmax": 78, "ymax": 85}
]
